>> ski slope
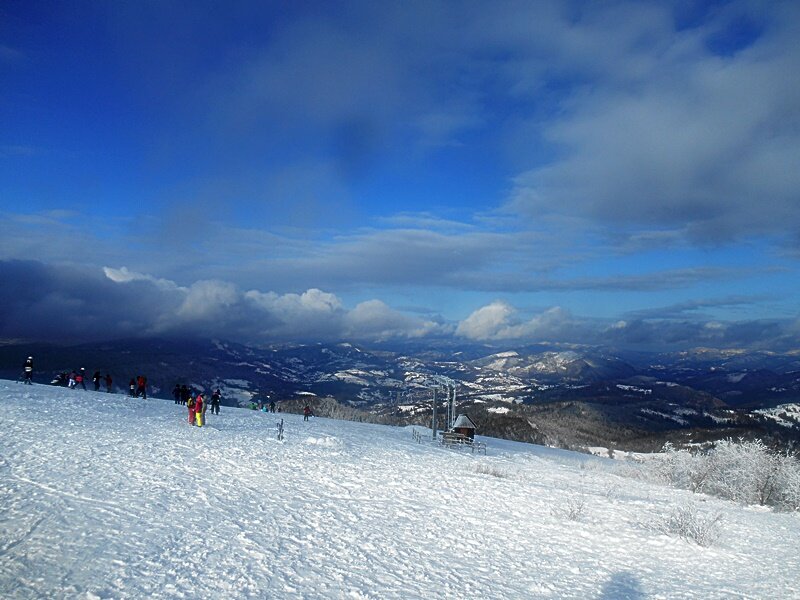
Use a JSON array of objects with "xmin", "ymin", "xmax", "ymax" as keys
[{"xmin": 1, "ymin": 381, "xmax": 798, "ymax": 599}]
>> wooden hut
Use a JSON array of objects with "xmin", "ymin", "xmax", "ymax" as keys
[{"xmin": 451, "ymin": 413, "xmax": 476, "ymax": 440}]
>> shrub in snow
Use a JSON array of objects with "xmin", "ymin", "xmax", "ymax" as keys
[
  {"xmin": 604, "ymin": 482, "xmax": 621, "ymax": 500},
  {"xmin": 473, "ymin": 463, "xmax": 512, "ymax": 479},
  {"xmin": 779, "ymin": 465, "xmax": 800, "ymax": 511},
  {"xmin": 659, "ymin": 503, "xmax": 723, "ymax": 547},
  {"xmin": 551, "ymin": 492, "xmax": 587, "ymax": 521},
  {"xmin": 655, "ymin": 440, "xmax": 800, "ymax": 511}
]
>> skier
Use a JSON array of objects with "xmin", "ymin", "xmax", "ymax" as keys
[
  {"xmin": 269, "ymin": 399, "xmax": 276, "ymax": 413},
  {"xmin": 303, "ymin": 405, "xmax": 313, "ymax": 421},
  {"xmin": 201, "ymin": 393, "xmax": 209, "ymax": 424},
  {"xmin": 129, "ymin": 378, "xmax": 136, "ymax": 397},
  {"xmin": 187, "ymin": 393, "xmax": 196, "ymax": 425},
  {"xmin": 173, "ymin": 384, "xmax": 181, "ymax": 404},
  {"xmin": 180, "ymin": 384, "xmax": 190, "ymax": 406},
  {"xmin": 92, "ymin": 371, "xmax": 101, "ymax": 392},
  {"xmin": 23, "ymin": 356, "xmax": 33, "ymax": 384},
  {"xmin": 210, "ymin": 389, "xmax": 221, "ymax": 415},
  {"xmin": 105, "ymin": 373, "xmax": 113, "ymax": 393},
  {"xmin": 195, "ymin": 393, "xmax": 204, "ymax": 427}
]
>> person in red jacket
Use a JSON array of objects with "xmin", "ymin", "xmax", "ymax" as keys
[
  {"xmin": 195, "ymin": 393, "xmax": 204, "ymax": 427},
  {"xmin": 136, "ymin": 375, "xmax": 147, "ymax": 399},
  {"xmin": 187, "ymin": 393, "xmax": 196, "ymax": 425}
]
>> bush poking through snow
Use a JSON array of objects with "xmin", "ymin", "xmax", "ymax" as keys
[
  {"xmin": 656, "ymin": 440, "xmax": 800, "ymax": 511},
  {"xmin": 660, "ymin": 503, "xmax": 723, "ymax": 547},
  {"xmin": 605, "ymin": 482, "xmax": 622, "ymax": 500},
  {"xmin": 551, "ymin": 492, "xmax": 587, "ymax": 521},
  {"xmin": 473, "ymin": 463, "xmax": 511, "ymax": 479}
]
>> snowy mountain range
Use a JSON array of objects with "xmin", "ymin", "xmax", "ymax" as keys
[
  {"xmin": 1, "ymin": 338, "xmax": 799, "ymax": 452},
  {"xmin": 2, "ymin": 381, "xmax": 798, "ymax": 598}
]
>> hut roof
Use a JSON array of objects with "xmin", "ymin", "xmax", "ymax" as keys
[{"xmin": 452, "ymin": 414, "xmax": 476, "ymax": 429}]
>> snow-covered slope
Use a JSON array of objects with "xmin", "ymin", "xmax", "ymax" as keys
[{"xmin": 1, "ymin": 381, "xmax": 798, "ymax": 599}]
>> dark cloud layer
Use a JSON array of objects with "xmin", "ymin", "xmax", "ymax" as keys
[
  {"xmin": 0, "ymin": 261, "xmax": 443, "ymax": 344},
  {"xmin": 2, "ymin": 260, "xmax": 797, "ymax": 352}
]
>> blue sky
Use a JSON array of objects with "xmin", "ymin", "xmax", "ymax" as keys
[{"xmin": 2, "ymin": 0, "xmax": 799, "ymax": 350}]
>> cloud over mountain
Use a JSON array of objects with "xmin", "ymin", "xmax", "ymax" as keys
[
  {"xmin": 0, "ymin": 261, "xmax": 442, "ymax": 344},
  {"xmin": 1, "ymin": 260, "xmax": 796, "ymax": 351}
]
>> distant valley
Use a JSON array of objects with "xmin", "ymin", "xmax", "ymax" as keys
[{"xmin": 2, "ymin": 338, "xmax": 799, "ymax": 453}]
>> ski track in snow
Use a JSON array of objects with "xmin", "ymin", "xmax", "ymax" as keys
[{"xmin": 1, "ymin": 381, "xmax": 798, "ymax": 599}]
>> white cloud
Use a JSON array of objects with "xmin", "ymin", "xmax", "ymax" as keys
[
  {"xmin": 177, "ymin": 280, "xmax": 238, "ymax": 321},
  {"xmin": 506, "ymin": 1, "xmax": 800, "ymax": 244},
  {"xmin": 103, "ymin": 266, "xmax": 181, "ymax": 291},
  {"xmin": 456, "ymin": 303, "xmax": 596, "ymax": 343},
  {"xmin": 344, "ymin": 299, "xmax": 444, "ymax": 340},
  {"xmin": 456, "ymin": 301, "xmax": 515, "ymax": 340}
]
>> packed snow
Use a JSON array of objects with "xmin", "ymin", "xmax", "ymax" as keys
[{"xmin": 1, "ymin": 380, "xmax": 799, "ymax": 599}]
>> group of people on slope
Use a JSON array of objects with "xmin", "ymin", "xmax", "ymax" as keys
[
  {"xmin": 21, "ymin": 354, "xmax": 307, "ymax": 431},
  {"xmin": 129, "ymin": 375, "xmax": 148, "ymax": 398},
  {"xmin": 173, "ymin": 384, "xmax": 221, "ymax": 427},
  {"xmin": 24, "ymin": 356, "xmax": 136, "ymax": 397},
  {"xmin": 52, "ymin": 367, "xmax": 114, "ymax": 392}
]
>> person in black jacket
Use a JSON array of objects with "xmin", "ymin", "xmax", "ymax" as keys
[
  {"xmin": 210, "ymin": 389, "xmax": 221, "ymax": 415},
  {"xmin": 23, "ymin": 356, "xmax": 33, "ymax": 384}
]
